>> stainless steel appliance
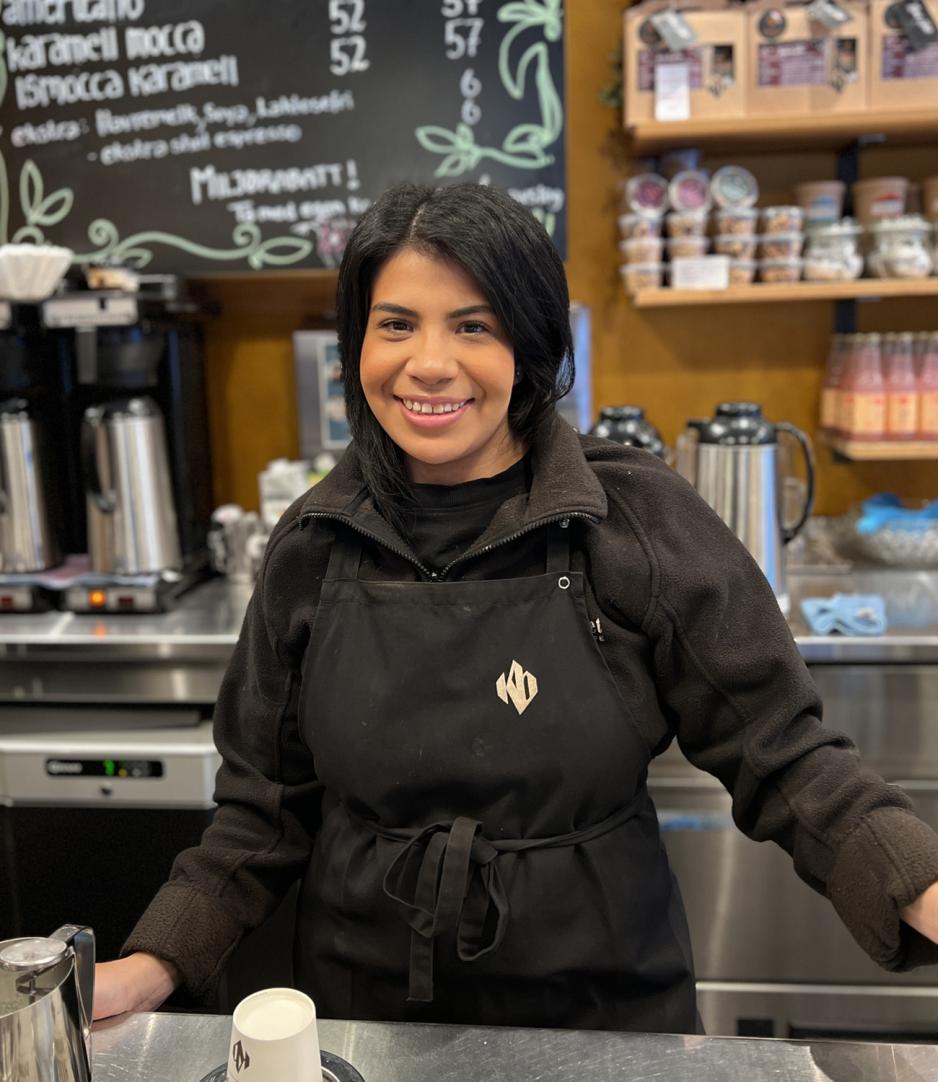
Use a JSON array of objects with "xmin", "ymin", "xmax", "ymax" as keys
[
  {"xmin": 0, "ymin": 280, "xmax": 213, "ymax": 613},
  {"xmin": 651, "ymin": 656, "xmax": 938, "ymax": 1041},
  {"xmin": 676, "ymin": 402, "xmax": 815, "ymax": 614},
  {"xmin": 82, "ymin": 396, "xmax": 181, "ymax": 575},
  {"xmin": 0, "ymin": 398, "xmax": 59, "ymax": 573},
  {"xmin": 0, "ymin": 722, "xmax": 219, "ymax": 966},
  {"xmin": 0, "ymin": 924, "xmax": 94, "ymax": 1082}
]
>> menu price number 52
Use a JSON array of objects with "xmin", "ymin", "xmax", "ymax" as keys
[
  {"xmin": 329, "ymin": 0, "xmax": 369, "ymax": 75},
  {"xmin": 443, "ymin": 0, "xmax": 484, "ymax": 59}
]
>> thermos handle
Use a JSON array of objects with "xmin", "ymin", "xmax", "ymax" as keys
[
  {"xmin": 0, "ymin": 430, "xmax": 7, "ymax": 517},
  {"xmin": 51, "ymin": 924, "xmax": 95, "ymax": 1059},
  {"xmin": 775, "ymin": 421, "xmax": 816, "ymax": 544},
  {"xmin": 81, "ymin": 410, "xmax": 114, "ymax": 514}
]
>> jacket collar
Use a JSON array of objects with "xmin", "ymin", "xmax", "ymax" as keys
[{"xmin": 298, "ymin": 413, "xmax": 607, "ymax": 563}]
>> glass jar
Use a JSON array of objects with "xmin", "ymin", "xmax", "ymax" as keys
[
  {"xmin": 803, "ymin": 220, "xmax": 864, "ymax": 282},
  {"xmin": 867, "ymin": 216, "xmax": 933, "ymax": 279}
]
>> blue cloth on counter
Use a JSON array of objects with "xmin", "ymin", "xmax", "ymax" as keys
[
  {"xmin": 856, "ymin": 493, "xmax": 938, "ymax": 535},
  {"xmin": 800, "ymin": 594, "xmax": 887, "ymax": 636}
]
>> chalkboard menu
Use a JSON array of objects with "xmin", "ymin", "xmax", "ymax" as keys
[{"xmin": 0, "ymin": 0, "xmax": 566, "ymax": 273}]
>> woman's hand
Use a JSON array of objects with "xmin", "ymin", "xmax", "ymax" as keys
[
  {"xmin": 900, "ymin": 881, "xmax": 938, "ymax": 945},
  {"xmin": 93, "ymin": 952, "xmax": 181, "ymax": 1020}
]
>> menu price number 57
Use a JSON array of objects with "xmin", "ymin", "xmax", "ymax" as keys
[
  {"xmin": 329, "ymin": 0, "xmax": 369, "ymax": 75},
  {"xmin": 443, "ymin": 0, "xmax": 484, "ymax": 59}
]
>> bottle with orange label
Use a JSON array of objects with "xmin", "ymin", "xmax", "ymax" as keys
[
  {"xmin": 920, "ymin": 333, "xmax": 938, "ymax": 441},
  {"xmin": 885, "ymin": 332, "xmax": 919, "ymax": 441},
  {"xmin": 819, "ymin": 334, "xmax": 845, "ymax": 434},
  {"xmin": 840, "ymin": 334, "xmax": 886, "ymax": 441}
]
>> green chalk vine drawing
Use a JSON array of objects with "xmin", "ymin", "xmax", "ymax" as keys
[
  {"xmin": 415, "ymin": 0, "xmax": 563, "ymax": 179},
  {"xmin": 0, "ymin": 28, "xmax": 312, "ymax": 268}
]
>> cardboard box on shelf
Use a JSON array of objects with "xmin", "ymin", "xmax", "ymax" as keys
[
  {"xmin": 746, "ymin": 0, "xmax": 869, "ymax": 116},
  {"xmin": 869, "ymin": 0, "xmax": 938, "ymax": 109},
  {"xmin": 624, "ymin": 0, "xmax": 747, "ymax": 127}
]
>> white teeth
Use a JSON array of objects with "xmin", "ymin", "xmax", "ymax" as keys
[{"xmin": 402, "ymin": 399, "xmax": 467, "ymax": 415}]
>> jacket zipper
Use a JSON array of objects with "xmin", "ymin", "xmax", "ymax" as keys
[
  {"xmin": 298, "ymin": 510, "xmax": 599, "ymax": 582},
  {"xmin": 590, "ymin": 617, "xmax": 606, "ymax": 642}
]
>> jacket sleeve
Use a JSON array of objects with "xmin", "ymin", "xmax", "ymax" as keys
[
  {"xmin": 122, "ymin": 527, "xmax": 322, "ymax": 999},
  {"xmin": 613, "ymin": 471, "xmax": 938, "ymax": 972}
]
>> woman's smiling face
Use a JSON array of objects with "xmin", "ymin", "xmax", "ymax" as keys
[{"xmin": 359, "ymin": 247, "xmax": 525, "ymax": 485}]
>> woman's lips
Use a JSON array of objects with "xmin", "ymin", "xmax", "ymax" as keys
[{"xmin": 396, "ymin": 398, "xmax": 473, "ymax": 428}]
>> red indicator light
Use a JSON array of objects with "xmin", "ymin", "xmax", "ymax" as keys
[{"xmin": 88, "ymin": 590, "xmax": 107, "ymax": 608}]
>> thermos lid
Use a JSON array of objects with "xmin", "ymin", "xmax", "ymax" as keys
[
  {"xmin": 591, "ymin": 405, "xmax": 667, "ymax": 459},
  {"xmin": 0, "ymin": 937, "xmax": 67, "ymax": 971},
  {"xmin": 87, "ymin": 396, "xmax": 161, "ymax": 421},
  {"xmin": 698, "ymin": 402, "xmax": 776, "ymax": 446},
  {"xmin": 0, "ymin": 397, "xmax": 31, "ymax": 419}
]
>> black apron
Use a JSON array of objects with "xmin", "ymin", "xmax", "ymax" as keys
[{"xmin": 296, "ymin": 520, "xmax": 697, "ymax": 1033}]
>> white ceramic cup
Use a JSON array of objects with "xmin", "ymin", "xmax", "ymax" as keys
[{"xmin": 227, "ymin": 987, "xmax": 322, "ymax": 1082}]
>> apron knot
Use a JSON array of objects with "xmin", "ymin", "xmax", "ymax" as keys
[
  {"xmin": 349, "ymin": 795, "xmax": 645, "ymax": 1005},
  {"xmin": 378, "ymin": 815, "xmax": 509, "ymax": 1003}
]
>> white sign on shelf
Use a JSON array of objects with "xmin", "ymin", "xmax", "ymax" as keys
[
  {"xmin": 670, "ymin": 256, "xmax": 731, "ymax": 290},
  {"xmin": 654, "ymin": 61, "xmax": 691, "ymax": 122}
]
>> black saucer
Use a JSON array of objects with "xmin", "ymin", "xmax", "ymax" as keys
[{"xmin": 199, "ymin": 1049, "xmax": 364, "ymax": 1082}]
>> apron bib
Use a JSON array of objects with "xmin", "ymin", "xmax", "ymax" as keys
[{"xmin": 296, "ymin": 521, "xmax": 697, "ymax": 1032}]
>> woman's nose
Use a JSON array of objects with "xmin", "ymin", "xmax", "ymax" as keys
[{"xmin": 405, "ymin": 335, "xmax": 458, "ymax": 384}]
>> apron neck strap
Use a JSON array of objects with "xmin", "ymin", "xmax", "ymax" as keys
[
  {"xmin": 545, "ymin": 520, "xmax": 571, "ymax": 574},
  {"xmin": 325, "ymin": 527, "xmax": 364, "ymax": 581}
]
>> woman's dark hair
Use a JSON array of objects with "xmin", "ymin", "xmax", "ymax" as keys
[{"xmin": 336, "ymin": 182, "xmax": 574, "ymax": 532}]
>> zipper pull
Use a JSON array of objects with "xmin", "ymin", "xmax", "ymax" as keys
[{"xmin": 590, "ymin": 617, "xmax": 606, "ymax": 642}]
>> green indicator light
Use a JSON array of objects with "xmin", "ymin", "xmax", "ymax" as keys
[{"xmin": 103, "ymin": 760, "xmax": 116, "ymax": 777}]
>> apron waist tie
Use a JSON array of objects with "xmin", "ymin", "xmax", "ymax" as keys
[{"xmin": 347, "ymin": 794, "xmax": 646, "ymax": 1004}]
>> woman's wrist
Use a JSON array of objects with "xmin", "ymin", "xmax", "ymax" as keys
[
  {"xmin": 124, "ymin": 951, "xmax": 182, "ymax": 1011},
  {"xmin": 899, "ymin": 880, "xmax": 938, "ymax": 944}
]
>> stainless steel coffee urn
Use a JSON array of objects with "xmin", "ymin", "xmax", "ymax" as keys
[
  {"xmin": 82, "ymin": 396, "xmax": 182, "ymax": 574},
  {"xmin": 0, "ymin": 398, "xmax": 60, "ymax": 573},
  {"xmin": 676, "ymin": 402, "xmax": 815, "ymax": 614},
  {"xmin": 0, "ymin": 925, "xmax": 94, "ymax": 1082}
]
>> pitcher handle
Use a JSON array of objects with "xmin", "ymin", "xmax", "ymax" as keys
[
  {"xmin": 51, "ymin": 925, "xmax": 95, "ymax": 1054},
  {"xmin": 775, "ymin": 422, "xmax": 816, "ymax": 543}
]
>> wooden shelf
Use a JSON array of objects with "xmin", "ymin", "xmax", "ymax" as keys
[
  {"xmin": 627, "ymin": 109, "xmax": 938, "ymax": 154},
  {"xmin": 630, "ymin": 278, "xmax": 938, "ymax": 308},
  {"xmin": 822, "ymin": 434, "xmax": 938, "ymax": 460}
]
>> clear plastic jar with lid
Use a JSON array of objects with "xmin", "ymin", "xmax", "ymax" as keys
[
  {"xmin": 867, "ymin": 216, "xmax": 933, "ymax": 279},
  {"xmin": 803, "ymin": 220, "xmax": 864, "ymax": 281}
]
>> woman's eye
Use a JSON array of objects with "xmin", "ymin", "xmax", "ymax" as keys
[
  {"xmin": 459, "ymin": 321, "xmax": 489, "ymax": 335},
  {"xmin": 380, "ymin": 319, "xmax": 411, "ymax": 333}
]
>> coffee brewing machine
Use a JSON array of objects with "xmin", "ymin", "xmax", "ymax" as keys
[{"xmin": 0, "ymin": 278, "xmax": 213, "ymax": 613}]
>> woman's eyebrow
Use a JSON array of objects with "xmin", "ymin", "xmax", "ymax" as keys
[
  {"xmin": 370, "ymin": 302, "xmax": 496, "ymax": 319},
  {"xmin": 371, "ymin": 302, "xmax": 419, "ymax": 317}
]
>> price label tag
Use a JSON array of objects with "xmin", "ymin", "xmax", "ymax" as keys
[
  {"xmin": 655, "ymin": 61, "xmax": 691, "ymax": 121},
  {"xmin": 670, "ymin": 256, "xmax": 731, "ymax": 290},
  {"xmin": 895, "ymin": 0, "xmax": 938, "ymax": 49},
  {"xmin": 807, "ymin": 0, "xmax": 854, "ymax": 28},
  {"xmin": 650, "ymin": 9, "xmax": 698, "ymax": 50}
]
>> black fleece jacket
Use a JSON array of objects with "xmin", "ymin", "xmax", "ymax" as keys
[{"xmin": 125, "ymin": 413, "xmax": 938, "ymax": 1000}]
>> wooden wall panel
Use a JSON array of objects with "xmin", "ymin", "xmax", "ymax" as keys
[{"xmin": 195, "ymin": 2, "xmax": 938, "ymax": 516}]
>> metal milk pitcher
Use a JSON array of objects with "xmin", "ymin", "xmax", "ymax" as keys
[
  {"xmin": 0, "ymin": 925, "xmax": 94, "ymax": 1082},
  {"xmin": 675, "ymin": 403, "xmax": 815, "ymax": 615}
]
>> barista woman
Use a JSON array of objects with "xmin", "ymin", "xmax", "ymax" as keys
[{"xmin": 94, "ymin": 183, "xmax": 938, "ymax": 1031}]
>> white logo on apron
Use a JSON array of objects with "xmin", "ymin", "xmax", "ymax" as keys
[{"xmin": 496, "ymin": 660, "xmax": 538, "ymax": 715}]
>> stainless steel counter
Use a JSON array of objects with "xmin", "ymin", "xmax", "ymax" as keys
[
  {"xmin": 92, "ymin": 1011, "xmax": 938, "ymax": 1082},
  {"xmin": 0, "ymin": 568, "xmax": 936, "ymax": 667}
]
